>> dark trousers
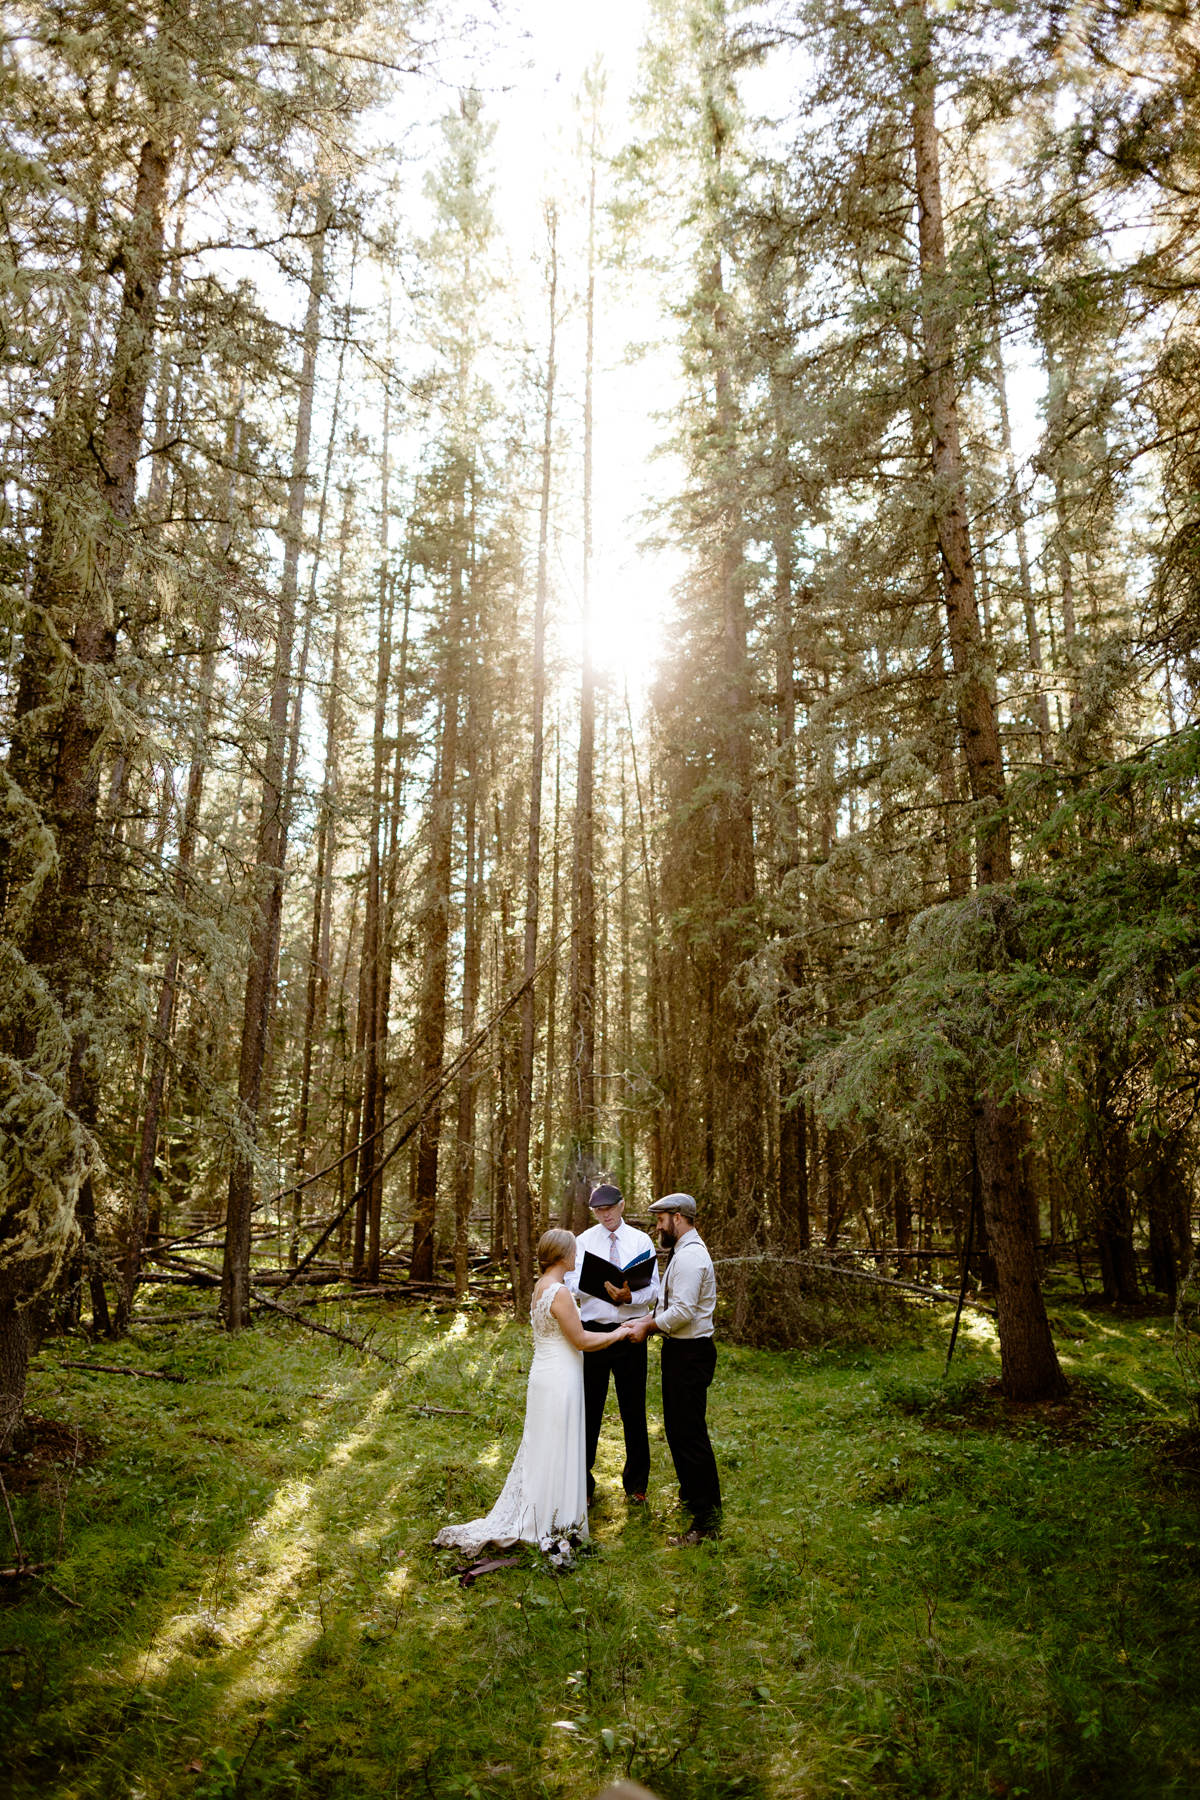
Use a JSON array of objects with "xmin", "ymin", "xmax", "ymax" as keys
[
  {"xmin": 660, "ymin": 1335, "xmax": 721, "ymax": 1530},
  {"xmin": 583, "ymin": 1327, "xmax": 650, "ymax": 1501}
]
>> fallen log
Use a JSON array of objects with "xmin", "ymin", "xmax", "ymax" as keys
[
  {"xmin": 56, "ymin": 1361, "xmax": 186, "ymax": 1384},
  {"xmin": 148, "ymin": 1251, "xmax": 223, "ymax": 1278},
  {"xmin": 252, "ymin": 1268, "xmax": 360, "ymax": 1288},
  {"xmin": 135, "ymin": 1269, "xmax": 221, "ymax": 1288}
]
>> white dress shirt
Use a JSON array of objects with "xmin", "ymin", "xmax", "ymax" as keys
[
  {"xmin": 564, "ymin": 1217, "xmax": 661, "ymax": 1325},
  {"xmin": 653, "ymin": 1229, "xmax": 716, "ymax": 1338}
]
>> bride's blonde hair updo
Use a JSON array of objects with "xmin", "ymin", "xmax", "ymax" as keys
[{"xmin": 537, "ymin": 1228, "xmax": 575, "ymax": 1272}]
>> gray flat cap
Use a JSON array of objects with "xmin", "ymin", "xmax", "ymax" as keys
[{"xmin": 649, "ymin": 1192, "xmax": 697, "ymax": 1218}]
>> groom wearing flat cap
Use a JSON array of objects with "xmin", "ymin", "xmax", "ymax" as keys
[
  {"xmin": 627, "ymin": 1193, "xmax": 721, "ymax": 1543},
  {"xmin": 564, "ymin": 1183, "xmax": 659, "ymax": 1505}
]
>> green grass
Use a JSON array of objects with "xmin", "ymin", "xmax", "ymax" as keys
[{"xmin": 2, "ymin": 1292, "xmax": 1198, "ymax": 1799}]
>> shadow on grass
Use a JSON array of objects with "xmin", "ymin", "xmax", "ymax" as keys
[
  {"xmin": 3, "ymin": 1303, "xmax": 1200, "ymax": 1799},
  {"xmin": 2, "ymin": 1310, "xmax": 776, "ymax": 1799}
]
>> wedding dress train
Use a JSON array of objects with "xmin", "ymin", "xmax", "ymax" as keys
[{"xmin": 434, "ymin": 1281, "xmax": 588, "ymax": 1555}]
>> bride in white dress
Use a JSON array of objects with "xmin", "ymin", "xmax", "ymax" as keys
[{"xmin": 434, "ymin": 1229, "xmax": 633, "ymax": 1555}]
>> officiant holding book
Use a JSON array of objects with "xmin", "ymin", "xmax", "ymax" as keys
[{"xmin": 563, "ymin": 1183, "xmax": 660, "ymax": 1505}]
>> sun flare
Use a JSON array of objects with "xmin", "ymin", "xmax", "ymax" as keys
[{"xmin": 588, "ymin": 571, "xmax": 668, "ymax": 692}]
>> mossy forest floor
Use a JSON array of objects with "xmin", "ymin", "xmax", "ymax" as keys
[{"xmin": 2, "ymin": 1287, "xmax": 1199, "ymax": 1800}]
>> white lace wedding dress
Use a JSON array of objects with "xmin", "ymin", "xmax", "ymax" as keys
[{"xmin": 434, "ymin": 1281, "xmax": 588, "ymax": 1555}]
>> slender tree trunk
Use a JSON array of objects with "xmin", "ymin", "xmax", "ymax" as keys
[
  {"xmin": 567, "ymin": 159, "xmax": 600, "ymax": 1232},
  {"xmin": 292, "ymin": 487, "xmax": 354, "ymax": 1263},
  {"xmin": 286, "ymin": 262, "xmax": 356, "ymax": 1267},
  {"xmin": 891, "ymin": 1155, "xmax": 914, "ymax": 1275},
  {"xmin": 120, "ymin": 611, "xmax": 219, "ymax": 1326},
  {"xmin": 824, "ymin": 1127, "xmax": 843, "ymax": 1249},
  {"xmin": 450, "ymin": 572, "xmax": 481, "ymax": 1299},
  {"xmin": 1043, "ymin": 337, "xmax": 1079, "ymax": 714},
  {"xmin": 334, "ymin": 882, "xmax": 361, "ymax": 1269},
  {"xmin": 221, "ymin": 195, "xmax": 330, "ymax": 1329},
  {"xmin": 907, "ymin": 0, "xmax": 1065, "ymax": 1399},
  {"xmin": 452, "ymin": 795, "xmax": 482, "ymax": 1298},
  {"xmin": 496, "ymin": 878, "xmax": 521, "ymax": 1296},
  {"xmin": 618, "ymin": 738, "xmax": 634, "ymax": 1195},
  {"xmin": 410, "ymin": 621, "xmax": 463, "ymax": 1279},
  {"xmin": 909, "ymin": 60, "xmax": 1009, "ymax": 882},
  {"xmin": 145, "ymin": 207, "xmax": 186, "ymax": 527},
  {"xmin": 699, "ymin": 53, "xmax": 766, "ymax": 1242},
  {"xmin": 930, "ymin": 629, "xmax": 971, "ymax": 900},
  {"xmin": 1088, "ymin": 1073, "xmax": 1139, "ymax": 1305},
  {"xmin": 625, "ymin": 693, "xmax": 668, "ymax": 1199},
  {"xmin": 374, "ymin": 566, "xmax": 413, "ymax": 1261},
  {"xmin": 74, "ymin": 1162, "xmax": 111, "ymax": 1335},
  {"xmin": 709, "ymin": 275, "xmax": 765, "ymax": 1242},
  {"xmin": 540, "ymin": 732, "xmax": 562, "ymax": 1220},
  {"xmin": 348, "ymin": 874, "xmax": 371, "ymax": 1275},
  {"xmin": 355, "ymin": 399, "xmax": 394, "ymax": 1282},
  {"xmin": 771, "ymin": 391, "xmax": 809, "ymax": 1251},
  {"xmin": 596, "ymin": 700, "xmax": 611, "ymax": 1148},
  {"xmin": 514, "ymin": 208, "xmax": 557, "ymax": 1306}
]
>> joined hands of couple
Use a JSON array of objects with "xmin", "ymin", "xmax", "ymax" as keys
[{"xmin": 598, "ymin": 1282, "xmax": 656, "ymax": 1347}]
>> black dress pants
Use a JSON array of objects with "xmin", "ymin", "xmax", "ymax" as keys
[
  {"xmin": 582, "ymin": 1327, "xmax": 650, "ymax": 1500},
  {"xmin": 660, "ymin": 1334, "xmax": 721, "ymax": 1530}
]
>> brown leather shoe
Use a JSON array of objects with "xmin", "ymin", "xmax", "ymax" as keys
[
  {"xmin": 626, "ymin": 1490, "xmax": 647, "ymax": 1503},
  {"xmin": 667, "ymin": 1527, "xmax": 716, "ymax": 1547}
]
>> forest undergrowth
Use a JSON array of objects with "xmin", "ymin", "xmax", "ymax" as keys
[{"xmin": 1, "ymin": 1293, "xmax": 1198, "ymax": 1800}]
